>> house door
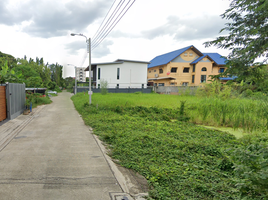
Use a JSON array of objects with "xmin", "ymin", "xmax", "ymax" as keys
[{"xmin": 0, "ymin": 86, "xmax": 7, "ymax": 122}]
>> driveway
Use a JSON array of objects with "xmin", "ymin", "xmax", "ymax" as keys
[{"xmin": 0, "ymin": 91, "xmax": 122, "ymax": 199}]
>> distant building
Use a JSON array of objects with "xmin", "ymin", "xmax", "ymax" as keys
[
  {"xmin": 76, "ymin": 67, "xmax": 86, "ymax": 82},
  {"xmin": 85, "ymin": 59, "xmax": 150, "ymax": 88},
  {"xmin": 147, "ymin": 45, "xmax": 227, "ymax": 86}
]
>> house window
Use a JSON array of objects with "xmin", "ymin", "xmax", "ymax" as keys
[
  {"xmin": 98, "ymin": 84, "xmax": 100, "ymax": 88},
  {"xmin": 149, "ymin": 70, "xmax": 151, "ymax": 73},
  {"xmin": 171, "ymin": 67, "xmax": 177, "ymax": 73},
  {"xmin": 158, "ymin": 83, "xmax": 164, "ymax": 86},
  {"xmin": 116, "ymin": 84, "xmax": 119, "ymax": 88},
  {"xmin": 159, "ymin": 69, "xmax": 163, "ymax": 74},
  {"xmin": 98, "ymin": 68, "xmax": 101, "ymax": 80},
  {"xmin": 219, "ymin": 68, "xmax": 225, "ymax": 73},
  {"xmin": 170, "ymin": 82, "xmax": 175, "ymax": 86},
  {"xmin": 142, "ymin": 84, "xmax": 144, "ymax": 88},
  {"xmin": 184, "ymin": 53, "xmax": 188, "ymax": 56},
  {"xmin": 192, "ymin": 75, "xmax": 195, "ymax": 83},
  {"xmin": 189, "ymin": 53, "xmax": 193, "ymax": 57},
  {"xmin": 183, "ymin": 67, "xmax": 190, "ymax": 73},
  {"xmin": 154, "ymin": 70, "xmax": 156, "ymax": 72},
  {"xmin": 182, "ymin": 82, "xmax": 188, "ymax": 86},
  {"xmin": 154, "ymin": 83, "xmax": 157, "ymax": 86},
  {"xmin": 201, "ymin": 75, "xmax": 206, "ymax": 83},
  {"xmin": 117, "ymin": 68, "xmax": 120, "ymax": 80},
  {"xmin": 193, "ymin": 64, "xmax": 195, "ymax": 72},
  {"xmin": 201, "ymin": 67, "xmax": 207, "ymax": 71}
]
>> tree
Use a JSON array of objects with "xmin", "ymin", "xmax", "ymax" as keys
[
  {"xmin": 205, "ymin": 0, "xmax": 268, "ymax": 84},
  {"xmin": 0, "ymin": 61, "xmax": 21, "ymax": 84}
]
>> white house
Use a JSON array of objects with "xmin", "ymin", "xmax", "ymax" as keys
[{"xmin": 85, "ymin": 59, "xmax": 150, "ymax": 89}]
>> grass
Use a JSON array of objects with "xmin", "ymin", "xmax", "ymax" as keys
[
  {"xmin": 82, "ymin": 92, "xmax": 268, "ymax": 133},
  {"xmin": 71, "ymin": 92, "xmax": 268, "ymax": 199}
]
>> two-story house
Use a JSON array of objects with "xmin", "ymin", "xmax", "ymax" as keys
[
  {"xmin": 147, "ymin": 45, "xmax": 227, "ymax": 86},
  {"xmin": 85, "ymin": 59, "xmax": 150, "ymax": 88}
]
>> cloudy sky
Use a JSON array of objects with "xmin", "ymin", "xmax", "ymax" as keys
[{"xmin": 0, "ymin": 0, "xmax": 231, "ymax": 77}]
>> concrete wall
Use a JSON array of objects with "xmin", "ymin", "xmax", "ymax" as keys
[
  {"xmin": 96, "ymin": 61, "xmax": 148, "ymax": 88},
  {"xmin": 154, "ymin": 86, "xmax": 198, "ymax": 95},
  {"xmin": 75, "ymin": 87, "xmax": 152, "ymax": 94}
]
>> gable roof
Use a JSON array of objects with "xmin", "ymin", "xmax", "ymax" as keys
[
  {"xmin": 148, "ymin": 46, "xmax": 227, "ymax": 68},
  {"xmin": 191, "ymin": 53, "xmax": 227, "ymax": 65},
  {"xmin": 148, "ymin": 45, "xmax": 202, "ymax": 68}
]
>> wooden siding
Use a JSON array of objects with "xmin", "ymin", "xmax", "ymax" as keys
[{"xmin": 0, "ymin": 86, "xmax": 6, "ymax": 121}]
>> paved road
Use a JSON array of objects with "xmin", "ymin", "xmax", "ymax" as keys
[{"xmin": 0, "ymin": 91, "xmax": 122, "ymax": 200}]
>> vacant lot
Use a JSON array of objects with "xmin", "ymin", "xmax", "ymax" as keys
[{"xmin": 72, "ymin": 93, "xmax": 268, "ymax": 199}]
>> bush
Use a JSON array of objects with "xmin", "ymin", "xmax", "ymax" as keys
[{"xmin": 100, "ymin": 79, "xmax": 108, "ymax": 95}]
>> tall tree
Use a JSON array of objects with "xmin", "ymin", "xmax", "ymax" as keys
[{"xmin": 204, "ymin": 0, "xmax": 268, "ymax": 83}]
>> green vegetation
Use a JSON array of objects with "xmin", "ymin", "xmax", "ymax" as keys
[
  {"xmin": 26, "ymin": 93, "xmax": 52, "ymax": 109},
  {"xmin": 71, "ymin": 92, "xmax": 268, "ymax": 199},
  {"xmin": 205, "ymin": 0, "xmax": 268, "ymax": 92},
  {"xmin": 0, "ymin": 54, "xmax": 64, "ymax": 90}
]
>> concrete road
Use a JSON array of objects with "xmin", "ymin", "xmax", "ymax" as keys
[{"xmin": 0, "ymin": 91, "xmax": 122, "ymax": 200}]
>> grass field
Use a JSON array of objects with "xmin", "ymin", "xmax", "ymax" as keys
[{"xmin": 71, "ymin": 92, "xmax": 268, "ymax": 199}]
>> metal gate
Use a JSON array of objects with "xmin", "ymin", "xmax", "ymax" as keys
[
  {"xmin": 0, "ymin": 86, "xmax": 7, "ymax": 122},
  {"xmin": 6, "ymin": 83, "xmax": 26, "ymax": 120}
]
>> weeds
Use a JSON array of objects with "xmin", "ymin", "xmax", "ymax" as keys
[{"xmin": 71, "ymin": 93, "xmax": 268, "ymax": 199}]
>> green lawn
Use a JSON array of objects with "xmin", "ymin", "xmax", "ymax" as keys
[{"xmin": 71, "ymin": 92, "xmax": 268, "ymax": 199}]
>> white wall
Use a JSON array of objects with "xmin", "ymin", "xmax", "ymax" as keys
[{"xmin": 96, "ymin": 61, "xmax": 148, "ymax": 88}]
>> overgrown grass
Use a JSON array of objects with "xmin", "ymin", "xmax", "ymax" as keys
[
  {"xmin": 71, "ymin": 93, "xmax": 268, "ymax": 199},
  {"xmin": 80, "ymin": 92, "xmax": 268, "ymax": 133}
]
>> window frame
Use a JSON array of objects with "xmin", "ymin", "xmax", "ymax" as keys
[
  {"xmin": 201, "ymin": 75, "xmax": 206, "ymax": 83},
  {"xmin": 192, "ymin": 64, "xmax": 195, "ymax": 72},
  {"xmin": 159, "ymin": 68, "xmax": 163, "ymax": 74},
  {"xmin": 117, "ymin": 68, "xmax": 120, "ymax": 80},
  {"xmin": 171, "ymin": 67, "xmax": 177, "ymax": 73},
  {"xmin": 219, "ymin": 68, "xmax": 225, "ymax": 73},
  {"xmin": 201, "ymin": 67, "xmax": 207, "ymax": 72},
  {"xmin": 183, "ymin": 67, "xmax": 190, "ymax": 73},
  {"xmin": 192, "ymin": 75, "xmax": 195, "ymax": 83},
  {"xmin": 98, "ymin": 68, "xmax": 101, "ymax": 80}
]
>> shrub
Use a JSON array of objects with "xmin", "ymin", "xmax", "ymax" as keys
[{"xmin": 100, "ymin": 79, "xmax": 108, "ymax": 95}]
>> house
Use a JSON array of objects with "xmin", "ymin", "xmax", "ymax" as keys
[
  {"xmin": 147, "ymin": 45, "xmax": 227, "ymax": 86},
  {"xmin": 85, "ymin": 59, "xmax": 150, "ymax": 88}
]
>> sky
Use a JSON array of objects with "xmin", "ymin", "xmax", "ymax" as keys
[{"xmin": 0, "ymin": 0, "xmax": 231, "ymax": 77}]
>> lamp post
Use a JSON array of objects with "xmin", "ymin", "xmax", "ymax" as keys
[
  {"xmin": 70, "ymin": 33, "xmax": 92, "ymax": 104},
  {"xmin": 67, "ymin": 64, "xmax": 77, "ymax": 94}
]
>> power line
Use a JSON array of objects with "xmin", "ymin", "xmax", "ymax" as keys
[
  {"xmin": 78, "ymin": 0, "xmax": 136, "ymax": 66},
  {"xmin": 91, "ymin": 0, "xmax": 125, "ymax": 48},
  {"xmin": 92, "ymin": 0, "xmax": 136, "ymax": 50},
  {"xmin": 91, "ymin": 0, "xmax": 117, "ymax": 41}
]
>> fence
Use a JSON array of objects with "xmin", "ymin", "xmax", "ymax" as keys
[
  {"xmin": 1, "ymin": 83, "xmax": 26, "ymax": 121},
  {"xmin": 75, "ymin": 87, "xmax": 152, "ymax": 94},
  {"xmin": 153, "ymin": 86, "xmax": 199, "ymax": 95}
]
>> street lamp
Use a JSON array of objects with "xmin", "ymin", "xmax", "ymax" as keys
[
  {"xmin": 67, "ymin": 64, "xmax": 77, "ymax": 95},
  {"xmin": 70, "ymin": 33, "xmax": 92, "ymax": 104}
]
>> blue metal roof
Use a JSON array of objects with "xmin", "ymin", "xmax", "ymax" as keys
[
  {"xmin": 219, "ymin": 76, "xmax": 237, "ymax": 81},
  {"xmin": 148, "ymin": 45, "xmax": 194, "ymax": 68},
  {"xmin": 191, "ymin": 53, "xmax": 227, "ymax": 65},
  {"xmin": 148, "ymin": 46, "xmax": 227, "ymax": 68}
]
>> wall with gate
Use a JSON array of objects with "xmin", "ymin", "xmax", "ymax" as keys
[{"xmin": 0, "ymin": 86, "xmax": 7, "ymax": 121}]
